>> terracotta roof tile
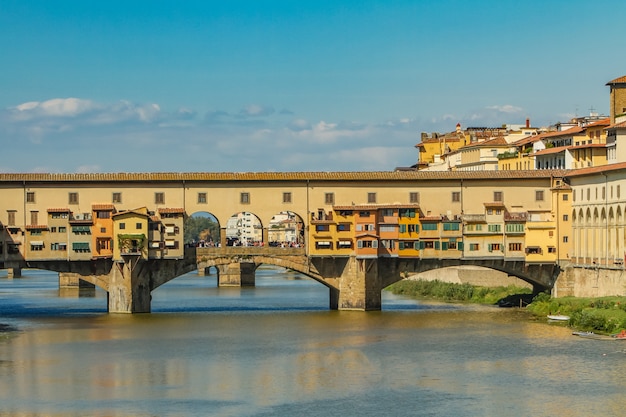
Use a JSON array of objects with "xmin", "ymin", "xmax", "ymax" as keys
[
  {"xmin": 533, "ymin": 146, "xmax": 569, "ymax": 156},
  {"xmin": 158, "ymin": 208, "xmax": 185, "ymax": 214},
  {"xmin": 333, "ymin": 204, "xmax": 420, "ymax": 210},
  {"xmin": 92, "ymin": 203, "xmax": 116, "ymax": 211},
  {"xmin": 566, "ymin": 161, "xmax": 626, "ymax": 177},
  {"xmin": 585, "ymin": 118, "xmax": 610, "ymax": 127},
  {"xmin": 606, "ymin": 75, "xmax": 626, "ymax": 85},
  {"xmin": 484, "ymin": 202, "xmax": 506, "ymax": 207},
  {"xmin": 607, "ymin": 121, "xmax": 626, "ymax": 129},
  {"xmin": 25, "ymin": 225, "xmax": 49, "ymax": 230},
  {"xmin": 0, "ymin": 170, "xmax": 569, "ymax": 182}
]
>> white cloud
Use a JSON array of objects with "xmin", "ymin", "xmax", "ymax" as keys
[
  {"xmin": 486, "ymin": 104, "xmax": 523, "ymax": 114},
  {"xmin": 239, "ymin": 104, "xmax": 275, "ymax": 117}
]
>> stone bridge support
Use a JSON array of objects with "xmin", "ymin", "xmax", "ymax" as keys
[
  {"xmin": 107, "ymin": 256, "xmax": 152, "ymax": 313},
  {"xmin": 217, "ymin": 262, "xmax": 256, "ymax": 286},
  {"xmin": 331, "ymin": 257, "xmax": 384, "ymax": 310}
]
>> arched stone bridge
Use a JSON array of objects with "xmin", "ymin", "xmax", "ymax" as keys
[{"xmin": 16, "ymin": 247, "xmax": 559, "ymax": 313}]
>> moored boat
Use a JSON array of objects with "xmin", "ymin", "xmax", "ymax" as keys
[{"xmin": 547, "ymin": 314, "xmax": 570, "ymax": 321}]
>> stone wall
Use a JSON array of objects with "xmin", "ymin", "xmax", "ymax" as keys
[
  {"xmin": 553, "ymin": 266, "xmax": 626, "ymax": 298},
  {"xmin": 406, "ymin": 265, "xmax": 532, "ymax": 289}
]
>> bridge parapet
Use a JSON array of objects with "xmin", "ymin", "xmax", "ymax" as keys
[{"xmin": 196, "ymin": 247, "xmax": 305, "ymax": 258}]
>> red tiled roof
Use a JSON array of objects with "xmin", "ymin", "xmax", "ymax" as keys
[
  {"xmin": 25, "ymin": 225, "xmax": 49, "ymax": 230},
  {"xmin": 606, "ymin": 75, "xmax": 626, "ymax": 85},
  {"xmin": 585, "ymin": 118, "xmax": 610, "ymax": 127},
  {"xmin": 333, "ymin": 204, "xmax": 420, "ymax": 210},
  {"xmin": 607, "ymin": 121, "xmax": 626, "ymax": 130},
  {"xmin": 92, "ymin": 203, "xmax": 115, "ymax": 211},
  {"xmin": 566, "ymin": 161, "xmax": 626, "ymax": 177},
  {"xmin": 568, "ymin": 143, "xmax": 607, "ymax": 150},
  {"xmin": 0, "ymin": 170, "xmax": 570, "ymax": 182},
  {"xmin": 533, "ymin": 146, "xmax": 569, "ymax": 156},
  {"xmin": 158, "ymin": 208, "xmax": 185, "ymax": 214}
]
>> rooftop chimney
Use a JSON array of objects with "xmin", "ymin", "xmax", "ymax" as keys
[{"xmin": 526, "ymin": 118, "xmax": 530, "ymax": 128}]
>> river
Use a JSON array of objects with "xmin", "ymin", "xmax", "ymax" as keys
[{"xmin": 1, "ymin": 267, "xmax": 625, "ymax": 417}]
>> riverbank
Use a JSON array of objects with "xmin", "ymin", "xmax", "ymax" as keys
[
  {"xmin": 526, "ymin": 293, "xmax": 626, "ymax": 334},
  {"xmin": 386, "ymin": 279, "xmax": 532, "ymax": 305},
  {"xmin": 387, "ymin": 279, "xmax": 626, "ymax": 334}
]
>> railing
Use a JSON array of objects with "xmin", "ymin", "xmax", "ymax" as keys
[{"xmin": 197, "ymin": 246, "xmax": 306, "ymax": 257}]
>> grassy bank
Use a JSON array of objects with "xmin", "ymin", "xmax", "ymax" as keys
[
  {"xmin": 386, "ymin": 279, "xmax": 532, "ymax": 305},
  {"xmin": 527, "ymin": 293, "xmax": 626, "ymax": 333}
]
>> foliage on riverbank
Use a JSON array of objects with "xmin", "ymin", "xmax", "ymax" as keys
[
  {"xmin": 386, "ymin": 279, "xmax": 532, "ymax": 305},
  {"xmin": 527, "ymin": 293, "xmax": 626, "ymax": 333}
]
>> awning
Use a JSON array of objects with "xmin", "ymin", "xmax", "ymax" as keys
[
  {"xmin": 316, "ymin": 241, "xmax": 331, "ymax": 246},
  {"xmin": 29, "ymin": 241, "xmax": 44, "ymax": 246},
  {"xmin": 72, "ymin": 242, "xmax": 90, "ymax": 250},
  {"xmin": 72, "ymin": 226, "xmax": 90, "ymax": 233},
  {"xmin": 165, "ymin": 240, "xmax": 176, "ymax": 247}
]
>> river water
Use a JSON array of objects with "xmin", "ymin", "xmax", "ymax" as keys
[{"xmin": 1, "ymin": 267, "xmax": 625, "ymax": 417}]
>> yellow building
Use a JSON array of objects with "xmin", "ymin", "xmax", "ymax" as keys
[{"xmin": 112, "ymin": 208, "xmax": 149, "ymax": 260}]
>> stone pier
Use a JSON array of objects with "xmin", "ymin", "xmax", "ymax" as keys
[
  {"xmin": 7, "ymin": 267, "xmax": 21, "ymax": 279},
  {"xmin": 217, "ymin": 262, "xmax": 256, "ymax": 286},
  {"xmin": 334, "ymin": 257, "xmax": 383, "ymax": 311}
]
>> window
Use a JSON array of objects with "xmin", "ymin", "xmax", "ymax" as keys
[
  {"xmin": 563, "ymin": 214, "xmax": 569, "ymax": 221},
  {"xmin": 488, "ymin": 243, "xmax": 501, "ymax": 252},
  {"xmin": 315, "ymin": 241, "xmax": 333, "ymax": 249},
  {"xmin": 337, "ymin": 223, "xmax": 351, "ymax": 232},
  {"xmin": 119, "ymin": 223, "xmax": 126, "ymax": 230},
  {"xmin": 315, "ymin": 224, "xmax": 330, "ymax": 232},
  {"xmin": 97, "ymin": 211, "xmax": 110, "ymax": 219},
  {"xmin": 618, "ymin": 185, "xmax": 621, "ymax": 199},
  {"xmin": 357, "ymin": 240, "xmax": 378, "ymax": 248},
  {"xmin": 443, "ymin": 222, "xmax": 460, "ymax": 231},
  {"xmin": 26, "ymin": 192, "xmax": 35, "ymax": 203},
  {"xmin": 59, "ymin": 226, "xmax": 66, "ymax": 233},
  {"xmin": 506, "ymin": 223, "xmax": 524, "ymax": 233},
  {"xmin": 452, "ymin": 192, "xmax": 460, "ymax": 202},
  {"xmin": 30, "ymin": 211, "xmax": 38, "ymax": 225},
  {"xmin": 240, "ymin": 192, "xmax": 250, "ymax": 204},
  {"xmin": 602, "ymin": 186, "xmax": 606, "ymax": 200},
  {"xmin": 422, "ymin": 223, "xmax": 438, "ymax": 231},
  {"xmin": 563, "ymin": 194, "xmax": 568, "ymax": 201},
  {"xmin": 535, "ymin": 190, "xmax": 544, "ymax": 201},
  {"xmin": 198, "ymin": 193, "xmax": 207, "ymax": 204},
  {"xmin": 136, "ymin": 223, "xmax": 143, "ymax": 229},
  {"xmin": 423, "ymin": 241, "xmax": 434, "ymax": 249},
  {"xmin": 494, "ymin": 191, "xmax": 503, "ymax": 202},
  {"xmin": 69, "ymin": 192, "xmax": 79, "ymax": 205},
  {"xmin": 509, "ymin": 242, "xmax": 522, "ymax": 251},
  {"xmin": 367, "ymin": 193, "xmax": 377, "ymax": 203},
  {"xmin": 50, "ymin": 227, "xmax": 57, "ymax": 233},
  {"xmin": 469, "ymin": 243, "xmax": 480, "ymax": 251},
  {"xmin": 325, "ymin": 193, "xmax": 335, "ymax": 205},
  {"xmin": 548, "ymin": 247, "xmax": 556, "ymax": 253},
  {"xmin": 155, "ymin": 192, "xmax": 165, "ymax": 204},
  {"xmin": 283, "ymin": 192, "xmax": 292, "ymax": 204},
  {"xmin": 101, "ymin": 227, "xmax": 106, "ymax": 233},
  {"xmin": 563, "ymin": 236, "xmax": 569, "ymax": 243},
  {"xmin": 410, "ymin": 192, "xmax": 419, "ymax": 203},
  {"xmin": 112, "ymin": 192, "xmax": 122, "ymax": 203},
  {"xmin": 7, "ymin": 211, "xmax": 16, "ymax": 226},
  {"xmin": 487, "ymin": 224, "xmax": 501, "ymax": 232},
  {"xmin": 381, "ymin": 209, "xmax": 394, "ymax": 217}
]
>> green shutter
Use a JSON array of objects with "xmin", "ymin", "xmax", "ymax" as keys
[
  {"xmin": 419, "ymin": 241, "xmax": 425, "ymax": 249},
  {"xmin": 442, "ymin": 241, "xmax": 448, "ymax": 251},
  {"xmin": 435, "ymin": 241, "xmax": 440, "ymax": 250},
  {"xmin": 399, "ymin": 242, "xmax": 405, "ymax": 250},
  {"xmin": 458, "ymin": 241, "xmax": 464, "ymax": 251},
  {"xmin": 400, "ymin": 224, "xmax": 407, "ymax": 233}
]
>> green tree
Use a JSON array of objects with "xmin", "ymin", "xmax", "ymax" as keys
[{"xmin": 184, "ymin": 215, "xmax": 219, "ymax": 244}]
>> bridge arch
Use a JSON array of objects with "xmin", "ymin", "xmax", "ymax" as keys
[
  {"xmin": 184, "ymin": 211, "xmax": 221, "ymax": 247},
  {"xmin": 267, "ymin": 211, "xmax": 305, "ymax": 248}
]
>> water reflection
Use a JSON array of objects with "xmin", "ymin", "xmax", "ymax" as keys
[{"xmin": 2, "ymin": 269, "xmax": 626, "ymax": 416}]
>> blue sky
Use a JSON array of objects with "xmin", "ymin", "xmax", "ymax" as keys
[{"xmin": 1, "ymin": 0, "xmax": 625, "ymax": 173}]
